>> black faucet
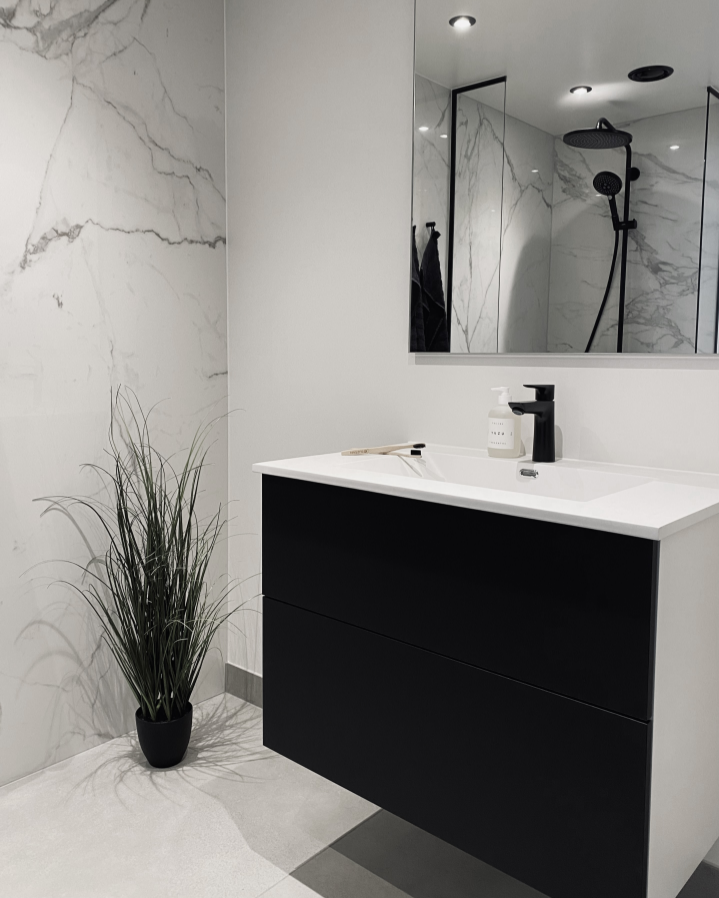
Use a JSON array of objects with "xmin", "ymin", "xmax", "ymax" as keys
[{"xmin": 509, "ymin": 385, "xmax": 555, "ymax": 463}]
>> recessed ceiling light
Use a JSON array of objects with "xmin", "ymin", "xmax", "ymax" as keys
[
  {"xmin": 440, "ymin": 133, "xmax": 448, "ymax": 139},
  {"xmin": 669, "ymin": 144, "xmax": 680, "ymax": 150},
  {"xmin": 570, "ymin": 85, "xmax": 593, "ymax": 96},
  {"xmin": 418, "ymin": 126, "xmax": 429, "ymax": 132},
  {"xmin": 628, "ymin": 65, "xmax": 674, "ymax": 83},
  {"xmin": 449, "ymin": 15, "xmax": 476, "ymax": 30},
  {"xmin": 531, "ymin": 169, "xmax": 539, "ymax": 173}
]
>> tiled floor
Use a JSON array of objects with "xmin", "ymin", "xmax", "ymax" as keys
[{"xmin": 0, "ymin": 693, "xmax": 717, "ymax": 898}]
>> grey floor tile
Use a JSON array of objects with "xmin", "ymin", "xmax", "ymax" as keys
[
  {"xmin": 0, "ymin": 695, "xmax": 376, "ymax": 898},
  {"xmin": 259, "ymin": 876, "xmax": 323, "ymax": 897},
  {"xmin": 680, "ymin": 862, "xmax": 719, "ymax": 898},
  {"xmin": 294, "ymin": 846, "xmax": 412, "ymax": 898},
  {"xmin": 293, "ymin": 810, "xmax": 547, "ymax": 898}
]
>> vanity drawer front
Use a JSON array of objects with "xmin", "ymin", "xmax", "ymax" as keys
[
  {"xmin": 264, "ymin": 597, "xmax": 651, "ymax": 898},
  {"xmin": 263, "ymin": 475, "xmax": 658, "ymax": 720}
]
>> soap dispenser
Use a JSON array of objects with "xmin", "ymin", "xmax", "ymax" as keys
[{"xmin": 488, "ymin": 387, "xmax": 522, "ymax": 458}]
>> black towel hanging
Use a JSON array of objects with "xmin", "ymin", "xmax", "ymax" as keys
[
  {"xmin": 420, "ymin": 228, "xmax": 449, "ymax": 352},
  {"xmin": 410, "ymin": 226, "xmax": 426, "ymax": 352}
]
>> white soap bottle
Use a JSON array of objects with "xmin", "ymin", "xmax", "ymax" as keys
[{"xmin": 487, "ymin": 387, "xmax": 521, "ymax": 458}]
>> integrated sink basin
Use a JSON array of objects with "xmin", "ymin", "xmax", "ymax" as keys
[
  {"xmin": 328, "ymin": 449, "xmax": 651, "ymax": 502},
  {"xmin": 254, "ymin": 444, "xmax": 719, "ymax": 539}
]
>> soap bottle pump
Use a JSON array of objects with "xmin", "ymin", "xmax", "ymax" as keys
[{"xmin": 488, "ymin": 387, "xmax": 522, "ymax": 458}]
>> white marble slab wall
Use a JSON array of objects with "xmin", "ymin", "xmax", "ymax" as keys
[
  {"xmin": 413, "ymin": 74, "xmax": 451, "ymax": 286},
  {"xmin": 697, "ymin": 95, "xmax": 719, "ymax": 354},
  {"xmin": 0, "ymin": 0, "xmax": 227, "ymax": 787},
  {"xmin": 450, "ymin": 93, "xmax": 554, "ymax": 354},
  {"xmin": 548, "ymin": 106, "xmax": 707, "ymax": 353},
  {"xmin": 451, "ymin": 94, "xmax": 505, "ymax": 353},
  {"xmin": 497, "ymin": 116, "xmax": 554, "ymax": 353}
]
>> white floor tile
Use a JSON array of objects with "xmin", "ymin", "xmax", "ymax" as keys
[{"xmin": 0, "ymin": 695, "xmax": 377, "ymax": 898}]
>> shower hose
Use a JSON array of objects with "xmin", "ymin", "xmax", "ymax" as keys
[{"xmin": 585, "ymin": 229, "xmax": 619, "ymax": 353}]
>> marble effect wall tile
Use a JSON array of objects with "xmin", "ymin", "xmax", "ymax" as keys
[
  {"xmin": 498, "ymin": 116, "xmax": 554, "ymax": 353},
  {"xmin": 450, "ymin": 95, "xmax": 504, "ymax": 353},
  {"xmin": 548, "ymin": 106, "xmax": 707, "ymax": 354},
  {"xmin": 413, "ymin": 74, "xmax": 450, "ymax": 286},
  {"xmin": 445, "ymin": 92, "xmax": 554, "ymax": 354},
  {"xmin": 0, "ymin": 0, "xmax": 227, "ymax": 787},
  {"xmin": 546, "ymin": 139, "xmax": 624, "ymax": 353}
]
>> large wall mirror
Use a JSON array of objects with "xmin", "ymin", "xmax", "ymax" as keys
[{"xmin": 410, "ymin": 0, "xmax": 719, "ymax": 354}]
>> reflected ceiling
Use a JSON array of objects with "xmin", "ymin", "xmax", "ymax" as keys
[{"xmin": 415, "ymin": 0, "xmax": 719, "ymax": 135}]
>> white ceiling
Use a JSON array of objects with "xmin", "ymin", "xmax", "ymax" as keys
[{"xmin": 415, "ymin": 0, "xmax": 719, "ymax": 135}]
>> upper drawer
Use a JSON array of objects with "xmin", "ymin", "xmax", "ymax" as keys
[{"xmin": 262, "ymin": 476, "xmax": 658, "ymax": 720}]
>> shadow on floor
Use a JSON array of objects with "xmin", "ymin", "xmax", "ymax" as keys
[
  {"xmin": 681, "ymin": 864, "xmax": 719, "ymax": 898},
  {"xmin": 72, "ymin": 694, "xmax": 270, "ymax": 799},
  {"xmin": 291, "ymin": 810, "xmax": 719, "ymax": 898}
]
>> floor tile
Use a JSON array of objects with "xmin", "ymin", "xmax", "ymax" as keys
[
  {"xmin": 293, "ymin": 847, "xmax": 410, "ymax": 898},
  {"xmin": 293, "ymin": 810, "xmax": 719, "ymax": 898},
  {"xmin": 680, "ymin": 862, "xmax": 719, "ymax": 898},
  {"xmin": 0, "ymin": 695, "xmax": 376, "ymax": 898},
  {"xmin": 3, "ymin": 693, "xmax": 719, "ymax": 898},
  {"xmin": 259, "ymin": 875, "xmax": 337, "ymax": 897},
  {"xmin": 293, "ymin": 811, "xmax": 547, "ymax": 898}
]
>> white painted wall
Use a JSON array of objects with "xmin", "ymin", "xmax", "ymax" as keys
[
  {"xmin": 226, "ymin": 0, "xmax": 719, "ymax": 678},
  {"xmin": 225, "ymin": 0, "xmax": 417, "ymax": 673}
]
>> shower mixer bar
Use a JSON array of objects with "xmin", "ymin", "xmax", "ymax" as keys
[{"xmin": 563, "ymin": 117, "xmax": 640, "ymax": 353}]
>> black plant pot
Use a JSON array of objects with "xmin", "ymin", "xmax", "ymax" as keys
[{"xmin": 136, "ymin": 704, "xmax": 193, "ymax": 768}]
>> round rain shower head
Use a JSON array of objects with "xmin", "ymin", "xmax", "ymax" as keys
[
  {"xmin": 564, "ymin": 127, "xmax": 633, "ymax": 150},
  {"xmin": 628, "ymin": 65, "xmax": 674, "ymax": 83},
  {"xmin": 593, "ymin": 171, "xmax": 623, "ymax": 197}
]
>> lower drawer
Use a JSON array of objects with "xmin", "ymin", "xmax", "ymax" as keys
[{"xmin": 264, "ymin": 596, "xmax": 651, "ymax": 898}]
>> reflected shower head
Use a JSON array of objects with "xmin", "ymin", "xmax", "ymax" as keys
[
  {"xmin": 593, "ymin": 171, "xmax": 623, "ymax": 197},
  {"xmin": 564, "ymin": 117, "xmax": 633, "ymax": 150}
]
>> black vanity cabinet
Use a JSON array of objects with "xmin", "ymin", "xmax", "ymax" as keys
[{"xmin": 261, "ymin": 474, "xmax": 715, "ymax": 898}]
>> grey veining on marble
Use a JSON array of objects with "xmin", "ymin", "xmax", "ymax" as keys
[
  {"xmin": 0, "ymin": 0, "xmax": 227, "ymax": 787},
  {"xmin": 548, "ymin": 106, "xmax": 708, "ymax": 353},
  {"xmin": 436, "ymin": 86, "xmax": 554, "ymax": 354},
  {"xmin": 498, "ymin": 115, "xmax": 554, "ymax": 353},
  {"xmin": 413, "ymin": 74, "xmax": 450, "ymax": 285},
  {"xmin": 451, "ymin": 92, "xmax": 505, "ymax": 353}
]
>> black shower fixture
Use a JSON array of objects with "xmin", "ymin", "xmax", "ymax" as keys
[
  {"xmin": 563, "ymin": 118, "xmax": 639, "ymax": 353},
  {"xmin": 593, "ymin": 169, "xmax": 640, "ymax": 201},
  {"xmin": 593, "ymin": 171, "xmax": 623, "ymax": 198},
  {"xmin": 628, "ymin": 65, "xmax": 674, "ymax": 83},
  {"xmin": 564, "ymin": 118, "xmax": 633, "ymax": 150}
]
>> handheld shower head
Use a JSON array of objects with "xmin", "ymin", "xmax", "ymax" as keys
[
  {"xmin": 592, "ymin": 171, "xmax": 623, "ymax": 231},
  {"xmin": 564, "ymin": 118, "xmax": 633, "ymax": 150},
  {"xmin": 593, "ymin": 171, "xmax": 623, "ymax": 197}
]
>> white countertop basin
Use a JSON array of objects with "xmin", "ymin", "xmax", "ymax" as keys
[{"xmin": 253, "ymin": 445, "xmax": 719, "ymax": 539}]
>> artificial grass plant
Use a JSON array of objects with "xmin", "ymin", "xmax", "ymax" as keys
[{"xmin": 45, "ymin": 391, "xmax": 232, "ymax": 722}]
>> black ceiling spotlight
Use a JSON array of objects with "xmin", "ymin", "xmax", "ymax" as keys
[
  {"xmin": 570, "ymin": 85, "xmax": 593, "ymax": 95},
  {"xmin": 628, "ymin": 65, "xmax": 674, "ymax": 83},
  {"xmin": 449, "ymin": 15, "xmax": 477, "ymax": 30}
]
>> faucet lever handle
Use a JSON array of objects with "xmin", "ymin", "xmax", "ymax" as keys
[{"xmin": 524, "ymin": 384, "xmax": 555, "ymax": 402}]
